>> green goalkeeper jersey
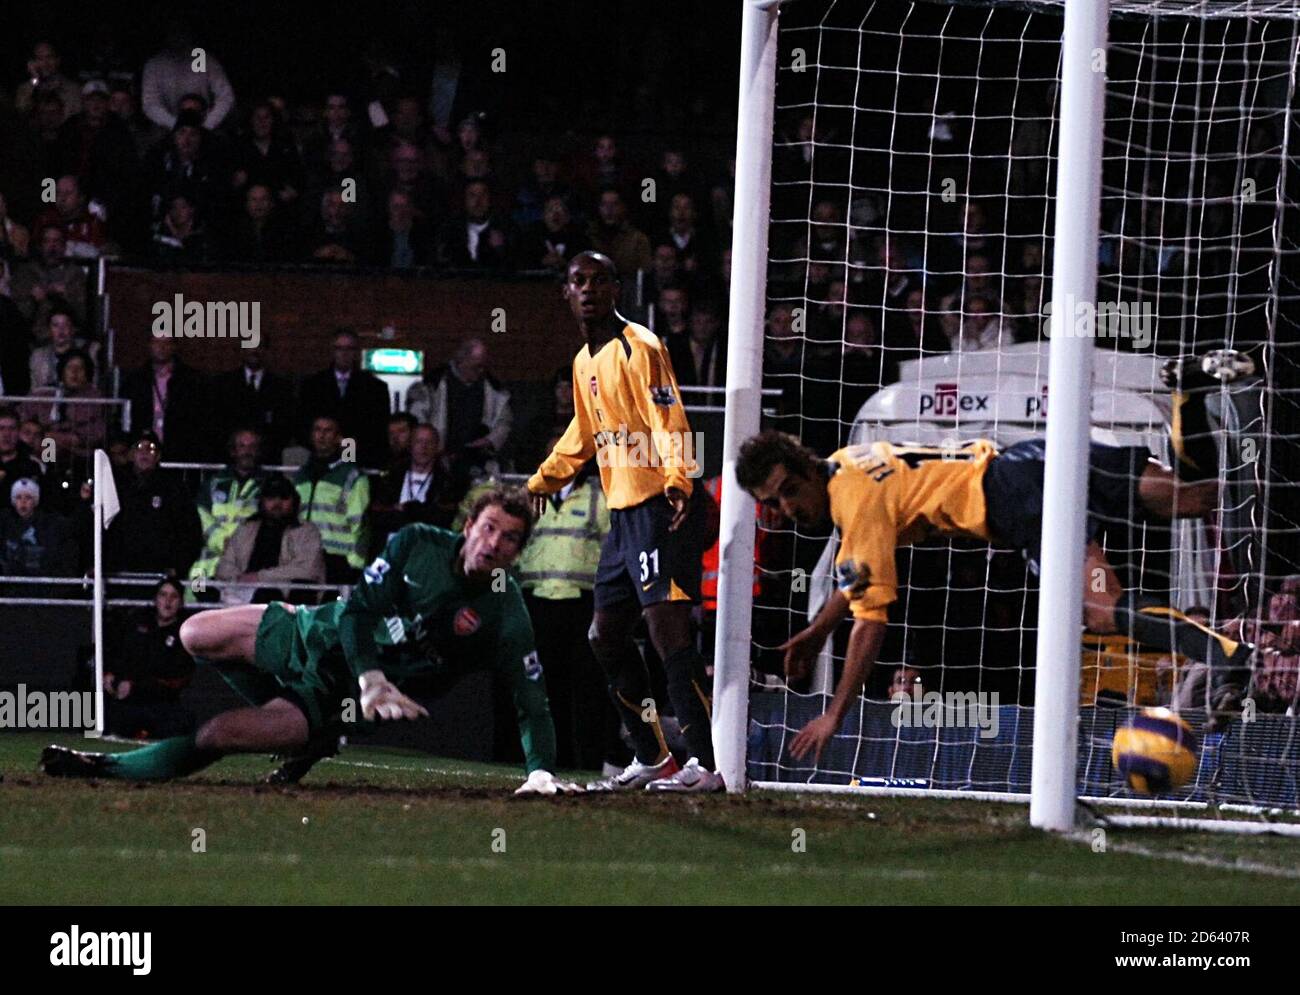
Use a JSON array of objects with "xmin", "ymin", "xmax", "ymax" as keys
[{"xmin": 316, "ymin": 523, "xmax": 555, "ymax": 772}]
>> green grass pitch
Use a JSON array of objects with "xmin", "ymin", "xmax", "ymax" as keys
[{"xmin": 1, "ymin": 731, "xmax": 1297, "ymax": 904}]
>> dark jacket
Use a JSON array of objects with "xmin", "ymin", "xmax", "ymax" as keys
[
  {"xmin": 105, "ymin": 468, "xmax": 203, "ymax": 577},
  {"xmin": 298, "ymin": 366, "xmax": 391, "ymax": 469},
  {"xmin": 0, "ymin": 508, "xmax": 77, "ymax": 591},
  {"xmin": 212, "ymin": 366, "xmax": 295, "ymax": 459},
  {"xmin": 122, "ymin": 360, "xmax": 210, "ymax": 461},
  {"xmin": 0, "ymin": 448, "xmax": 43, "ymax": 508},
  {"xmin": 108, "ymin": 609, "xmax": 194, "ymax": 704}
]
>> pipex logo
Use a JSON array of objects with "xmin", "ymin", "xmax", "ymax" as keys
[
  {"xmin": 50, "ymin": 926, "xmax": 152, "ymax": 975},
  {"xmin": 918, "ymin": 383, "xmax": 989, "ymax": 416}
]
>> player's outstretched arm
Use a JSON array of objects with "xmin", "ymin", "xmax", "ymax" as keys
[
  {"xmin": 780, "ymin": 589, "xmax": 851, "ymax": 681},
  {"xmin": 789, "ymin": 617, "xmax": 886, "ymax": 764},
  {"xmin": 527, "ymin": 410, "xmax": 595, "ymax": 498}
]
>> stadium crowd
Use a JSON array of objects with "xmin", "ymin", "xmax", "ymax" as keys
[{"xmin": 1, "ymin": 10, "xmax": 1294, "ymax": 755}]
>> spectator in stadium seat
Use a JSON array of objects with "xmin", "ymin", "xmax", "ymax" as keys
[
  {"xmin": 24, "ymin": 349, "xmax": 108, "ymax": 461},
  {"xmin": 123, "ymin": 334, "xmax": 209, "ymax": 460},
  {"xmin": 301, "ymin": 92, "xmax": 364, "ymax": 182},
  {"xmin": 14, "ymin": 41, "xmax": 81, "ymax": 121},
  {"xmin": 512, "ymin": 151, "xmax": 577, "ymax": 230},
  {"xmin": 0, "ymin": 476, "xmax": 76, "ymax": 585},
  {"xmin": 436, "ymin": 180, "xmax": 509, "ymax": 269},
  {"xmin": 572, "ymin": 134, "xmax": 636, "ymax": 205},
  {"xmin": 372, "ymin": 190, "xmax": 434, "ymax": 268},
  {"xmin": 305, "ymin": 188, "xmax": 370, "ymax": 264},
  {"xmin": 947, "ymin": 295, "xmax": 1011, "ymax": 353},
  {"xmin": 0, "ymin": 269, "xmax": 33, "ymax": 397},
  {"xmin": 383, "ymin": 139, "xmax": 443, "ymax": 224},
  {"xmin": 514, "ymin": 195, "xmax": 589, "ymax": 273},
  {"xmin": 57, "ymin": 80, "xmax": 142, "ymax": 250},
  {"xmin": 645, "ymin": 148, "xmax": 704, "ymax": 229},
  {"xmin": 763, "ymin": 303, "xmax": 806, "ymax": 439},
  {"xmin": 294, "ymin": 414, "xmax": 370, "ymax": 584},
  {"xmin": 143, "ymin": 111, "xmax": 227, "ymax": 226},
  {"xmin": 30, "ymin": 307, "xmax": 100, "ymax": 390},
  {"xmin": 668, "ymin": 297, "xmax": 726, "ymax": 388},
  {"xmin": 407, "ymin": 337, "xmax": 512, "ymax": 488},
  {"xmin": 587, "ymin": 187, "xmax": 651, "ymax": 280},
  {"xmin": 222, "ymin": 183, "xmax": 299, "ymax": 263},
  {"xmin": 31, "ymin": 175, "xmax": 113, "ymax": 260},
  {"xmin": 297, "ymin": 328, "xmax": 390, "ymax": 467},
  {"xmin": 215, "ymin": 474, "xmax": 326, "ymax": 606},
  {"xmin": 150, "ymin": 190, "xmax": 214, "ymax": 262},
  {"xmin": 656, "ymin": 192, "xmax": 715, "ymax": 281},
  {"xmin": 109, "ymin": 82, "xmax": 166, "ymax": 159},
  {"xmin": 0, "ymin": 193, "xmax": 31, "ymax": 262},
  {"xmin": 10, "ymin": 225, "xmax": 87, "ymax": 340},
  {"xmin": 511, "ymin": 364, "xmax": 576, "ymax": 475},
  {"xmin": 370, "ymin": 422, "xmax": 455, "ymax": 550},
  {"xmin": 303, "ymin": 137, "xmax": 373, "ymax": 227},
  {"xmin": 517, "ymin": 440, "xmax": 613, "ymax": 770},
  {"xmin": 212, "ymin": 338, "xmax": 293, "ymax": 459},
  {"xmin": 655, "ymin": 283, "xmax": 690, "ymax": 338},
  {"xmin": 644, "ymin": 242, "xmax": 684, "ymax": 304},
  {"xmin": 0, "ymin": 407, "xmax": 43, "ymax": 507},
  {"xmin": 385, "ymin": 412, "xmax": 417, "ymax": 469},
  {"xmin": 791, "ymin": 199, "xmax": 869, "ymax": 289},
  {"xmin": 140, "ymin": 20, "xmax": 235, "ymax": 131},
  {"xmin": 189, "ymin": 427, "xmax": 264, "ymax": 594},
  {"xmin": 105, "ymin": 431, "xmax": 203, "ymax": 577},
  {"xmin": 0, "ymin": 477, "xmax": 77, "ymax": 596},
  {"xmin": 883, "ymin": 287, "xmax": 949, "ymax": 364},
  {"xmin": 230, "ymin": 100, "xmax": 304, "ymax": 207},
  {"xmin": 103, "ymin": 577, "xmax": 196, "ymax": 739}
]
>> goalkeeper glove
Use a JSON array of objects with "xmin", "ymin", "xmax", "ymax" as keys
[
  {"xmin": 358, "ymin": 670, "xmax": 429, "ymax": 722},
  {"xmin": 514, "ymin": 769, "xmax": 584, "ymax": 795}
]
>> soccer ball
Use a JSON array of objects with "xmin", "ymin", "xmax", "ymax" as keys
[{"xmin": 1111, "ymin": 707, "xmax": 1199, "ymax": 795}]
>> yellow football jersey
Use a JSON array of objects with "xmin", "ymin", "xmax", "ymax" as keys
[
  {"xmin": 527, "ymin": 322, "xmax": 698, "ymax": 509},
  {"xmin": 829, "ymin": 440, "xmax": 998, "ymax": 622}
]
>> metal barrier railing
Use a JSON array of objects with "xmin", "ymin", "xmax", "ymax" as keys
[
  {"xmin": 1, "ymin": 394, "xmax": 131, "ymax": 432},
  {"xmin": 0, "ymin": 573, "xmax": 350, "ymax": 610}
]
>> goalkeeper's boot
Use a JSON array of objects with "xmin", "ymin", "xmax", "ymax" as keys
[
  {"xmin": 1159, "ymin": 349, "xmax": 1249, "ymax": 482},
  {"xmin": 264, "ymin": 733, "xmax": 340, "ymax": 785},
  {"xmin": 585, "ymin": 754, "xmax": 680, "ymax": 792},
  {"xmin": 645, "ymin": 757, "xmax": 725, "ymax": 793},
  {"xmin": 1159, "ymin": 348, "xmax": 1255, "ymax": 391},
  {"xmin": 40, "ymin": 744, "xmax": 113, "ymax": 779}
]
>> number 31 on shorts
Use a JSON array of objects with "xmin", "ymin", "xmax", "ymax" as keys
[{"xmin": 639, "ymin": 548, "xmax": 660, "ymax": 582}]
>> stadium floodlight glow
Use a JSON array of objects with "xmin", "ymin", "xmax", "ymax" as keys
[{"xmin": 716, "ymin": 0, "xmax": 1300, "ymax": 832}]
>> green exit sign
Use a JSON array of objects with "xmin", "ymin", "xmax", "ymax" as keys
[{"xmin": 364, "ymin": 349, "xmax": 424, "ymax": 375}]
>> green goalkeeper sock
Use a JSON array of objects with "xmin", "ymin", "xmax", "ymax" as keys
[{"xmin": 102, "ymin": 733, "xmax": 222, "ymax": 781}]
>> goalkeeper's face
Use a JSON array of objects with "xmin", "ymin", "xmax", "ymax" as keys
[
  {"xmin": 461, "ymin": 504, "xmax": 529, "ymax": 578},
  {"xmin": 750, "ymin": 463, "xmax": 829, "ymax": 528}
]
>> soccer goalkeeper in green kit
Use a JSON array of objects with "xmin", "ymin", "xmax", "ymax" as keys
[{"xmin": 42, "ymin": 487, "xmax": 579, "ymax": 795}]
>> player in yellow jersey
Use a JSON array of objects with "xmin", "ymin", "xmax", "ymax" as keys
[
  {"xmin": 736, "ymin": 429, "xmax": 1256, "ymax": 764},
  {"xmin": 527, "ymin": 252, "xmax": 721, "ymax": 792}
]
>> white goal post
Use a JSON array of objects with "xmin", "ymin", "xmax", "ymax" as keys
[{"xmin": 713, "ymin": 0, "xmax": 1300, "ymax": 831}]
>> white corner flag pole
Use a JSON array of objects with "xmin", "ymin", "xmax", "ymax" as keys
[
  {"xmin": 91, "ymin": 449, "xmax": 120, "ymax": 738},
  {"xmin": 1029, "ymin": 0, "xmax": 1108, "ymax": 831}
]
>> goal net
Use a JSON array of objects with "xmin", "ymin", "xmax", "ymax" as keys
[{"xmin": 738, "ymin": 0, "xmax": 1300, "ymax": 813}]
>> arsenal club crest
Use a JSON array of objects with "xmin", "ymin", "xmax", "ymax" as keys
[
  {"xmin": 589, "ymin": 376, "xmax": 598, "ymax": 396},
  {"xmin": 453, "ymin": 606, "xmax": 481, "ymax": 636}
]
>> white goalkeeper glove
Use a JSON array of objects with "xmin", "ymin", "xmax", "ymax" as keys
[
  {"xmin": 514, "ymin": 769, "xmax": 584, "ymax": 796},
  {"xmin": 358, "ymin": 670, "xmax": 429, "ymax": 722}
]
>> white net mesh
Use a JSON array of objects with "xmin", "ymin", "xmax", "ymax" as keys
[{"xmin": 747, "ymin": 0, "xmax": 1300, "ymax": 808}]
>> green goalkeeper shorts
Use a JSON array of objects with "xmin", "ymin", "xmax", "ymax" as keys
[{"xmin": 209, "ymin": 602, "xmax": 354, "ymax": 736}]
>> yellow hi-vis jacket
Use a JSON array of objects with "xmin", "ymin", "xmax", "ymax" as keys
[
  {"xmin": 516, "ymin": 479, "xmax": 610, "ymax": 600},
  {"xmin": 295, "ymin": 458, "xmax": 371, "ymax": 569}
]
